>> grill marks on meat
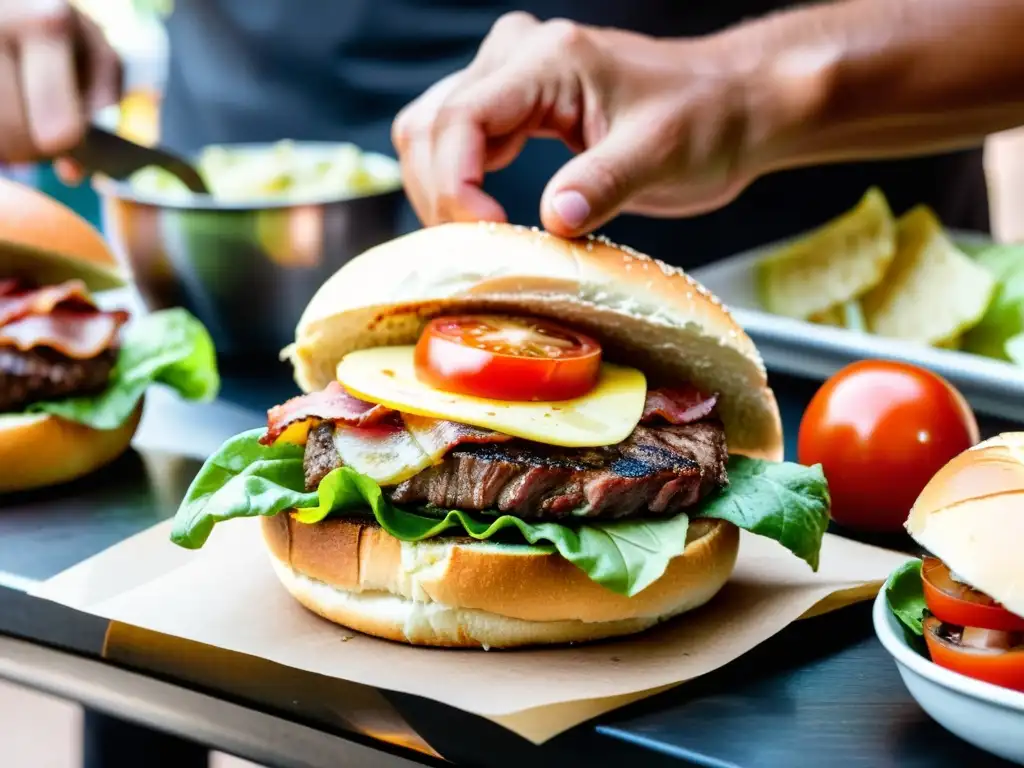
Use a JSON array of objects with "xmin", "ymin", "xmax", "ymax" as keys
[
  {"xmin": 0, "ymin": 346, "xmax": 117, "ymax": 412},
  {"xmin": 303, "ymin": 420, "xmax": 728, "ymax": 521},
  {"xmin": 391, "ymin": 422, "xmax": 727, "ymax": 519}
]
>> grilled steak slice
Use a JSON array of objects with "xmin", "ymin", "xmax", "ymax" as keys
[
  {"xmin": 304, "ymin": 422, "xmax": 342, "ymax": 490},
  {"xmin": 0, "ymin": 346, "xmax": 117, "ymax": 412},
  {"xmin": 303, "ymin": 419, "xmax": 728, "ymax": 521}
]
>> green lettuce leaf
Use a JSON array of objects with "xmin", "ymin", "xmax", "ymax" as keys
[
  {"xmin": 170, "ymin": 430, "xmax": 317, "ymax": 549},
  {"xmin": 961, "ymin": 244, "xmax": 1024, "ymax": 364},
  {"xmin": 696, "ymin": 456, "xmax": 830, "ymax": 570},
  {"xmin": 885, "ymin": 558, "xmax": 928, "ymax": 647},
  {"xmin": 171, "ymin": 431, "xmax": 832, "ymax": 596},
  {"xmin": 955, "ymin": 239, "xmax": 995, "ymax": 259},
  {"xmin": 299, "ymin": 465, "xmax": 691, "ymax": 595},
  {"xmin": 26, "ymin": 308, "xmax": 220, "ymax": 429},
  {"xmin": 171, "ymin": 430, "xmax": 691, "ymax": 595}
]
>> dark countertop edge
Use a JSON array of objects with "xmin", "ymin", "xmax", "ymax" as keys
[{"xmin": 0, "ymin": 633, "xmax": 438, "ymax": 768}]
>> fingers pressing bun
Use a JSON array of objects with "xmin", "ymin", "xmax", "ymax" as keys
[
  {"xmin": 0, "ymin": 403, "xmax": 143, "ymax": 493},
  {"xmin": 907, "ymin": 432, "xmax": 1024, "ymax": 617},
  {"xmin": 285, "ymin": 222, "xmax": 782, "ymax": 462}
]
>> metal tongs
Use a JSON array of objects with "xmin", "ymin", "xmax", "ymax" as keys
[{"xmin": 67, "ymin": 124, "xmax": 210, "ymax": 194}]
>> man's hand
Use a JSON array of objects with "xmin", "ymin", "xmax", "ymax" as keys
[
  {"xmin": 394, "ymin": 2, "xmax": 1024, "ymax": 238},
  {"xmin": 392, "ymin": 13, "xmax": 766, "ymax": 238},
  {"xmin": 0, "ymin": 0, "xmax": 121, "ymax": 166}
]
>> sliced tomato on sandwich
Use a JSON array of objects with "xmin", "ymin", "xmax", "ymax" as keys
[
  {"xmin": 912, "ymin": 557, "xmax": 1024, "ymax": 692},
  {"xmin": 921, "ymin": 557, "xmax": 1024, "ymax": 633},
  {"xmin": 923, "ymin": 616, "xmax": 1024, "ymax": 693},
  {"xmin": 414, "ymin": 314, "xmax": 603, "ymax": 401}
]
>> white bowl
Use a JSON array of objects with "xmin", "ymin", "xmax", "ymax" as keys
[{"xmin": 873, "ymin": 589, "xmax": 1024, "ymax": 764}]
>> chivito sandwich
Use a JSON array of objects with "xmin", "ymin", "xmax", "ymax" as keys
[
  {"xmin": 0, "ymin": 178, "xmax": 219, "ymax": 493},
  {"xmin": 171, "ymin": 222, "xmax": 831, "ymax": 648},
  {"xmin": 887, "ymin": 433, "xmax": 1024, "ymax": 692}
]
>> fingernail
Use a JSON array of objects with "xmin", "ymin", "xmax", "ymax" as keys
[{"xmin": 552, "ymin": 190, "xmax": 590, "ymax": 230}]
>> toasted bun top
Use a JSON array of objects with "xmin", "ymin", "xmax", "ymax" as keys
[
  {"xmin": 0, "ymin": 177, "xmax": 127, "ymax": 291},
  {"xmin": 907, "ymin": 432, "xmax": 1024, "ymax": 617},
  {"xmin": 286, "ymin": 222, "xmax": 782, "ymax": 461}
]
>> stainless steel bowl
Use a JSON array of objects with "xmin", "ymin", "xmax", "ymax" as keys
[{"xmin": 95, "ymin": 143, "xmax": 405, "ymax": 359}]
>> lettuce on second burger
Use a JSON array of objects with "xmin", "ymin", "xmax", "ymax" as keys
[
  {"xmin": 0, "ymin": 179, "xmax": 219, "ymax": 493},
  {"xmin": 171, "ymin": 223, "xmax": 830, "ymax": 649}
]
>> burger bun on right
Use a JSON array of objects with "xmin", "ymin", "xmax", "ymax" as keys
[{"xmin": 906, "ymin": 432, "xmax": 1024, "ymax": 617}]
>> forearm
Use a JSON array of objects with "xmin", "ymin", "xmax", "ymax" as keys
[{"xmin": 725, "ymin": 0, "xmax": 1024, "ymax": 172}]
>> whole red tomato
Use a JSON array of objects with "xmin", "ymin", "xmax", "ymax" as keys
[{"xmin": 798, "ymin": 360, "xmax": 979, "ymax": 533}]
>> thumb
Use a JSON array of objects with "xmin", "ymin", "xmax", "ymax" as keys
[{"xmin": 540, "ymin": 126, "xmax": 661, "ymax": 237}]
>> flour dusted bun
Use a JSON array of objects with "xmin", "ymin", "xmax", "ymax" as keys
[
  {"xmin": 0, "ymin": 403, "xmax": 143, "ymax": 493},
  {"xmin": 285, "ymin": 222, "xmax": 782, "ymax": 462},
  {"xmin": 907, "ymin": 432, "xmax": 1024, "ymax": 617},
  {"xmin": 262, "ymin": 514, "xmax": 738, "ymax": 648}
]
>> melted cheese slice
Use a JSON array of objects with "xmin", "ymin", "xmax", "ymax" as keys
[{"xmin": 335, "ymin": 346, "xmax": 647, "ymax": 448}]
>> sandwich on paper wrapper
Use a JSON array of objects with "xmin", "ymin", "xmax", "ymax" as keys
[
  {"xmin": 0, "ymin": 178, "xmax": 219, "ymax": 493},
  {"xmin": 171, "ymin": 222, "xmax": 832, "ymax": 649},
  {"xmin": 887, "ymin": 432, "xmax": 1024, "ymax": 692}
]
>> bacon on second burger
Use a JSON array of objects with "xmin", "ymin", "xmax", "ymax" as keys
[
  {"xmin": 0, "ymin": 279, "xmax": 129, "ymax": 359},
  {"xmin": 0, "ymin": 279, "xmax": 98, "ymax": 325},
  {"xmin": 0, "ymin": 279, "xmax": 131, "ymax": 412}
]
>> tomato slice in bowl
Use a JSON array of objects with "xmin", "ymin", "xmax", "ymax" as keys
[
  {"xmin": 923, "ymin": 616, "xmax": 1024, "ymax": 693},
  {"xmin": 413, "ymin": 315, "xmax": 603, "ymax": 401},
  {"xmin": 922, "ymin": 558, "xmax": 1024, "ymax": 633}
]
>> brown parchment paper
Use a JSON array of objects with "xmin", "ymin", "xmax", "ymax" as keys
[{"xmin": 33, "ymin": 517, "xmax": 912, "ymax": 743}]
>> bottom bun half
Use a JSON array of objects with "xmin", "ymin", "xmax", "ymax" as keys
[
  {"xmin": 261, "ymin": 514, "xmax": 739, "ymax": 648},
  {"xmin": 0, "ymin": 404, "xmax": 143, "ymax": 493}
]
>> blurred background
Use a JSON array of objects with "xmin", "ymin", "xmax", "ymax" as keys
[
  {"xmin": 6, "ymin": 0, "xmax": 1023, "ymax": 241},
  {"xmin": 3, "ymin": 2, "xmax": 1024, "ymax": 766},
  {"xmin": 3, "ymin": 0, "xmax": 1023, "ymax": 370},
  {"xmin": 4, "ymin": 0, "xmax": 1024, "ymax": 371},
  {"xmin": 0, "ymin": 0, "xmax": 168, "ymax": 224}
]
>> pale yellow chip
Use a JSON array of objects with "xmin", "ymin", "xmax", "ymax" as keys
[
  {"xmin": 861, "ymin": 206, "xmax": 996, "ymax": 345},
  {"xmin": 335, "ymin": 346, "xmax": 647, "ymax": 448},
  {"xmin": 756, "ymin": 187, "xmax": 896, "ymax": 320}
]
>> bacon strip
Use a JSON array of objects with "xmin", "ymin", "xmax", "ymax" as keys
[
  {"xmin": 0, "ymin": 310, "xmax": 130, "ymax": 360},
  {"xmin": 261, "ymin": 381, "xmax": 394, "ymax": 445},
  {"xmin": 641, "ymin": 386, "xmax": 719, "ymax": 425},
  {"xmin": 0, "ymin": 280, "xmax": 97, "ymax": 327},
  {"xmin": 0, "ymin": 279, "xmax": 127, "ymax": 360},
  {"xmin": 267, "ymin": 381, "xmax": 721, "ymax": 448}
]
